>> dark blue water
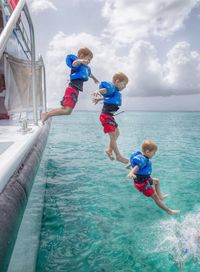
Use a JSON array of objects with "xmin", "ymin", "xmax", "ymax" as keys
[{"xmin": 36, "ymin": 112, "xmax": 200, "ymax": 272}]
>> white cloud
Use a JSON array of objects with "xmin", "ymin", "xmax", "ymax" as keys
[
  {"xmin": 127, "ymin": 40, "xmax": 200, "ymax": 97},
  {"xmin": 126, "ymin": 40, "xmax": 165, "ymax": 96},
  {"xmin": 101, "ymin": 0, "xmax": 200, "ymax": 44},
  {"xmin": 45, "ymin": 32, "xmax": 200, "ymax": 109},
  {"xmin": 28, "ymin": 0, "xmax": 57, "ymax": 13},
  {"xmin": 164, "ymin": 42, "xmax": 200, "ymax": 94}
]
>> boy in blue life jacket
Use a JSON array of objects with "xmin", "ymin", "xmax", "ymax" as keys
[
  {"xmin": 92, "ymin": 72, "xmax": 129, "ymax": 164},
  {"xmin": 42, "ymin": 47, "xmax": 99, "ymax": 124},
  {"xmin": 127, "ymin": 140, "xmax": 180, "ymax": 215}
]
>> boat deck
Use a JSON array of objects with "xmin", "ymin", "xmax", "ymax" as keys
[{"xmin": 0, "ymin": 120, "xmax": 43, "ymax": 192}]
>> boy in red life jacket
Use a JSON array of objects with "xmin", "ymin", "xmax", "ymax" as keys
[
  {"xmin": 42, "ymin": 47, "xmax": 99, "ymax": 124},
  {"xmin": 127, "ymin": 140, "xmax": 180, "ymax": 215},
  {"xmin": 92, "ymin": 72, "xmax": 129, "ymax": 164}
]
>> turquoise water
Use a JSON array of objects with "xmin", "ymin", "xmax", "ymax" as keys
[{"xmin": 36, "ymin": 112, "xmax": 200, "ymax": 272}]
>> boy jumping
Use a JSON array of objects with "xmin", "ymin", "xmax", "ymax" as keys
[
  {"xmin": 42, "ymin": 47, "xmax": 99, "ymax": 123},
  {"xmin": 93, "ymin": 72, "xmax": 129, "ymax": 164},
  {"xmin": 127, "ymin": 140, "xmax": 180, "ymax": 215}
]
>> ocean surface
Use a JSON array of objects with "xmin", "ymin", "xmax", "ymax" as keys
[{"xmin": 35, "ymin": 112, "xmax": 200, "ymax": 272}]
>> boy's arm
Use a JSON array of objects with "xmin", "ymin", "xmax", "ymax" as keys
[
  {"xmin": 93, "ymin": 88, "xmax": 107, "ymax": 96},
  {"xmin": 92, "ymin": 88, "xmax": 107, "ymax": 105},
  {"xmin": 127, "ymin": 165, "xmax": 139, "ymax": 179},
  {"xmin": 72, "ymin": 58, "xmax": 90, "ymax": 67},
  {"xmin": 90, "ymin": 73, "xmax": 100, "ymax": 84}
]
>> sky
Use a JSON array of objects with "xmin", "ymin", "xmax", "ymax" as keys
[{"xmin": 27, "ymin": 0, "xmax": 200, "ymax": 111}]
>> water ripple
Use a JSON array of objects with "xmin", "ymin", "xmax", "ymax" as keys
[{"xmin": 36, "ymin": 112, "xmax": 200, "ymax": 272}]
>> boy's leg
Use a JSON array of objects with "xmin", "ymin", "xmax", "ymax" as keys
[
  {"xmin": 152, "ymin": 178, "xmax": 168, "ymax": 200},
  {"xmin": 151, "ymin": 193, "xmax": 180, "ymax": 215},
  {"xmin": 108, "ymin": 130, "xmax": 129, "ymax": 164},
  {"xmin": 114, "ymin": 128, "xmax": 128, "ymax": 164},
  {"xmin": 99, "ymin": 113, "xmax": 128, "ymax": 163},
  {"xmin": 105, "ymin": 130, "xmax": 116, "ymax": 160},
  {"xmin": 41, "ymin": 106, "xmax": 73, "ymax": 124},
  {"xmin": 106, "ymin": 127, "xmax": 120, "ymax": 160},
  {"xmin": 115, "ymin": 127, "xmax": 120, "ymax": 140},
  {"xmin": 41, "ymin": 86, "xmax": 78, "ymax": 124}
]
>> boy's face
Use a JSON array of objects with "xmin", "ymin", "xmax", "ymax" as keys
[
  {"xmin": 144, "ymin": 149, "xmax": 156, "ymax": 158},
  {"xmin": 79, "ymin": 53, "xmax": 93, "ymax": 64},
  {"xmin": 114, "ymin": 79, "xmax": 128, "ymax": 91}
]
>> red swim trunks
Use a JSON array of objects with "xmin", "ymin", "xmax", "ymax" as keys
[
  {"xmin": 100, "ymin": 113, "xmax": 118, "ymax": 134},
  {"xmin": 134, "ymin": 177, "xmax": 154, "ymax": 197},
  {"xmin": 60, "ymin": 86, "xmax": 79, "ymax": 109}
]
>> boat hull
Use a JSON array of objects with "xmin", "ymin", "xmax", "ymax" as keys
[{"xmin": 0, "ymin": 120, "xmax": 51, "ymax": 272}]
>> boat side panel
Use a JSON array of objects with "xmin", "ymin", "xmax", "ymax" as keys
[{"xmin": 0, "ymin": 121, "xmax": 51, "ymax": 272}]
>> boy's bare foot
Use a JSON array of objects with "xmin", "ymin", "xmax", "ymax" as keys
[
  {"xmin": 116, "ymin": 155, "xmax": 129, "ymax": 164},
  {"xmin": 106, "ymin": 151, "xmax": 115, "ymax": 161},
  {"xmin": 167, "ymin": 209, "xmax": 180, "ymax": 215},
  {"xmin": 160, "ymin": 194, "xmax": 169, "ymax": 200},
  {"xmin": 41, "ymin": 112, "xmax": 48, "ymax": 124}
]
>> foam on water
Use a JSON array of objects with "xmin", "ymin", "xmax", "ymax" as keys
[{"xmin": 154, "ymin": 211, "xmax": 200, "ymax": 270}]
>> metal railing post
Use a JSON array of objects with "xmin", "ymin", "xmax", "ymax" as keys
[
  {"xmin": 23, "ymin": 3, "xmax": 37, "ymax": 124},
  {"xmin": 39, "ymin": 55, "xmax": 47, "ymax": 112},
  {"xmin": 0, "ymin": 0, "xmax": 26, "ymax": 59}
]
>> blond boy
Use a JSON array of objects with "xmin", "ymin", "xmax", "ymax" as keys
[
  {"xmin": 93, "ymin": 72, "xmax": 129, "ymax": 164},
  {"xmin": 42, "ymin": 47, "xmax": 99, "ymax": 123},
  {"xmin": 127, "ymin": 140, "xmax": 180, "ymax": 215}
]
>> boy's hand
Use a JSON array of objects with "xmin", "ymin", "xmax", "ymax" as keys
[
  {"xmin": 82, "ymin": 59, "xmax": 90, "ymax": 65},
  {"xmin": 92, "ymin": 97, "xmax": 102, "ymax": 105},
  {"xmin": 92, "ymin": 90, "xmax": 103, "ymax": 104},
  {"xmin": 127, "ymin": 172, "xmax": 136, "ymax": 179},
  {"xmin": 93, "ymin": 78, "xmax": 100, "ymax": 84},
  {"xmin": 77, "ymin": 58, "xmax": 90, "ymax": 65},
  {"xmin": 72, "ymin": 58, "xmax": 90, "ymax": 67},
  {"xmin": 93, "ymin": 90, "xmax": 102, "ymax": 97},
  {"xmin": 89, "ymin": 73, "xmax": 100, "ymax": 84}
]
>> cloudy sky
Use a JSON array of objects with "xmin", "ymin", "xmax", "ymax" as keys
[{"xmin": 27, "ymin": 0, "xmax": 200, "ymax": 111}]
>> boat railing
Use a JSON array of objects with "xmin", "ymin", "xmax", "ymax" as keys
[
  {"xmin": 39, "ymin": 55, "xmax": 47, "ymax": 113},
  {"xmin": 0, "ymin": 0, "xmax": 47, "ymax": 124},
  {"xmin": 1, "ymin": 0, "xmax": 31, "ymax": 59}
]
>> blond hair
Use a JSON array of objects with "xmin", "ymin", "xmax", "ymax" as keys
[
  {"xmin": 112, "ymin": 72, "xmax": 129, "ymax": 83},
  {"xmin": 142, "ymin": 140, "xmax": 158, "ymax": 152},
  {"xmin": 77, "ymin": 47, "xmax": 93, "ymax": 58}
]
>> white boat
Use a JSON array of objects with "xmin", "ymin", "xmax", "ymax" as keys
[{"xmin": 0, "ymin": 1, "xmax": 50, "ymax": 271}]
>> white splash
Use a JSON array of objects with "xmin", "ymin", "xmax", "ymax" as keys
[{"xmin": 154, "ymin": 212, "xmax": 200, "ymax": 270}]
